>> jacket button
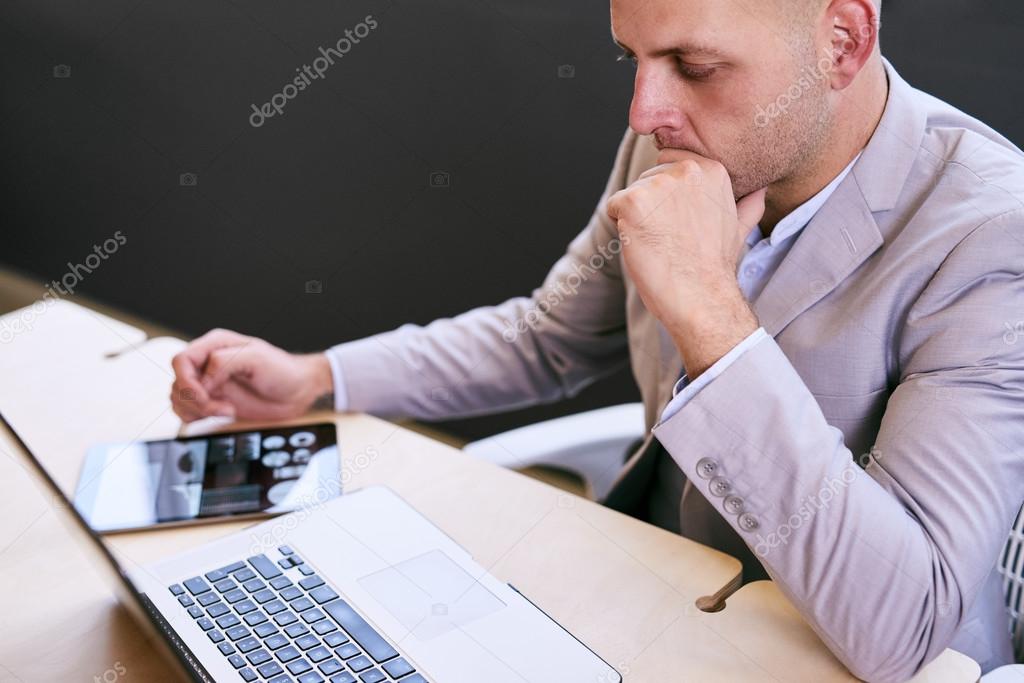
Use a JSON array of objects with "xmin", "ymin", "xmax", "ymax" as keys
[
  {"xmin": 709, "ymin": 476, "xmax": 732, "ymax": 497},
  {"xmin": 723, "ymin": 495, "xmax": 745, "ymax": 515},
  {"xmin": 738, "ymin": 513, "xmax": 760, "ymax": 531},
  {"xmin": 695, "ymin": 457, "xmax": 718, "ymax": 479}
]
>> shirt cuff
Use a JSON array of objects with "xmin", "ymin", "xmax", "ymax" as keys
[
  {"xmin": 658, "ymin": 327, "xmax": 769, "ymax": 424},
  {"xmin": 324, "ymin": 348, "xmax": 350, "ymax": 412}
]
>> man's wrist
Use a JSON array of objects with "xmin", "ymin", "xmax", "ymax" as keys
[
  {"xmin": 301, "ymin": 353, "xmax": 335, "ymax": 412},
  {"xmin": 669, "ymin": 282, "xmax": 758, "ymax": 380}
]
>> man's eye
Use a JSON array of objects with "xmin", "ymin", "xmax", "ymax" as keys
[
  {"xmin": 676, "ymin": 60, "xmax": 717, "ymax": 81},
  {"xmin": 616, "ymin": 51, "xmax": 638, "ymax": 68}
]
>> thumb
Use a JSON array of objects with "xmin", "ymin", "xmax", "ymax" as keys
[{"xmin": 736, "ymin": 187, "xmax": 768, "ymax": 228}]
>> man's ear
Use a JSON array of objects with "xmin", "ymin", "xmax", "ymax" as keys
[{"xmin": 824, "ymin": 0, "xmax": 880, "ymax": 90}]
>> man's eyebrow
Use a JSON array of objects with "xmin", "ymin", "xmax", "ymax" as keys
[{"xmin": 611, "ymin": 36, "xmax": 725, "ymax": 59}]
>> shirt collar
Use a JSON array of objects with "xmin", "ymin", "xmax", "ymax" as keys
[{"xmin": 748, "ymin": 152, "xmax": 862, "ymax": 248}]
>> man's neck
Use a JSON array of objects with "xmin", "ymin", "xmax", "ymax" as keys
[{"xmin": 760, "ymin": 59, "xmax": 890, "ymax": 236}]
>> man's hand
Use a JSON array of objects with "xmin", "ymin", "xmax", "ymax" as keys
[
  {"xmin": 606, "ymin": 149, "xmax": 767, "ymax": 378},
  {"xmin": 170, "ymin": 328, "xmax": 333, "ymax": 423}
]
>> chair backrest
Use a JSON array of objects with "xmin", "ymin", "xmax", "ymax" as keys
[{"xmin": 1001, "ymin": 504, "xmax": 1024, "ymax": 662}]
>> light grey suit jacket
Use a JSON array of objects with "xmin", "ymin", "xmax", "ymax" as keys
[{"xmin": 328, "ymin": 62, "xmax": 1024, "ymax": 681}]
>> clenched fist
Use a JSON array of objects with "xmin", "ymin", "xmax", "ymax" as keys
[
  {"xmin": 607, "ymin": 149, "xmax": 767, "ymax": 377},
  {"xmin": 170, "ymin": 328, "xmax": 334, "ymax": 423}
]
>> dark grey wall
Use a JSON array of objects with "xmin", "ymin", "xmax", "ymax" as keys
[{"xmin": 2, "ymin": 1, "xmax": 1021, "ymax": 440}]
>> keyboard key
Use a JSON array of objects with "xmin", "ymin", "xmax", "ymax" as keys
[
  {"xmin": 400, "ymin": 675, "xmax": 427, "ymax": 683},
  {"xmin": 276, "ymin": 645, "xmax": 301, "ymax": 663},
  {"xmin": 298, "ymin": 565, "xmax": 315, "ymax": 576},
  {"xmin": 234, "ymin": 599, "xmax": 258, "ymax": 615},
  {"xmin": 177, "ymin": 595, "xmax": 195, "ymax": 608},
  {"xmin": 224, "ymin": 589, "xmax": 247, "ymax": 604},
  {"xmin": 243, "ymin": 578, "xmax": 266, "ymax": 593},
  {"xmin": 244, "ymin": 611, "xmax": 268, "ymax": 627},
  {"xmin": 274, "ymin": 610, "xmax": 299, "ymax": 627},
  {"xmin": 308, "ymin": 586, "xmax": 338, "ymax": 605},
  {"xmin": 265, "ymin": 633, "xmax": 289, "ymax": 650},
  {"xmin": 280, "ymin": 586, "xmax": 303, "ymax": 602},
  {"xmin": 205, "ymin": 568, "xmax": 229, "ymax": 583},
  {"xmin": 207, "ymin": 602, "xmax": 230, "ymax": 618},
  {"xmin": 268, "ymin": 675, "xmax": 292, "ymax": 683},
  {"xmin": 235, "ymin": 567, "xmax": 257, "ymax": 582},
  {"xmin": 237, "ymin": 637, "xmax": 260, "ymax": 654},
  {"xmin": 214, "ymin": 578, "xmax": 238, "ymax": 593},
  {"xmin": 359, "ymin": 669, "xmax": 385, "ymax": 683},
  {"xmin": 307, "ymin": 646, "xmax": 331, "ymax": 663},
  {"xmin": 198, "ymin": 591, "xmax": 221, "ymax": 607},
  {"xmin": 218, "ymin": 642, "xmax": 236, "ymax": 656},
  {"xmin": 168, "ymin": 584, "xmax": 185, "ymax": 596},
  {"xmin": 382, "ymin": 659, "xmax": 414, "ymax": 679},
  {"xmin": 329, "ymin": 673, "xmax": 356, "ymax": 683},
  {"xmin": 334, "ymin": 643, "xmax": 359, "ymax": 659},
  {"xmin": 207, "ymin": 630, "xmax": 225, "ymax": 644},
  {"xmin": 257, "ymin": 661, "xmax": 284, "ymax": 678},
  {"xmin": 248, "ymin": 554, "xmax": 283, "ymax": 580},
  {"xmin": 238, "ymin": 667, "xmax": 257, "ymax": 682},
  {"xmin": 312, "ymin": 620, "xmax": 337, "ymax": 636},
  {"xmin": 296, "ymin": 634, "xmax": 319, "ymax": 650},
  {"xmin": 347, "ymin": 655, "xmax": 372, "ymax": 673},
  {"xmin": 253, "ymin": 589, "xmax": 277, "ymax": 604},
  {"xmin": 290, "ymin": 556, "xmax": 305, "ymax": 566},
  {"xmin": 215, "ymin": 614, "xmax": 241, "ymax": 630},
  {"xmin": 286, "ymin": 626, "xmax": 309, "ymax": 643},
  {"xmin": 228, "ymin": 654, "xmax": 245, "ymax": 669},
  {"xmin": 184, "ymin": 577, "xmax": 212, "ymax": 595},
  {"xmin": 187, "ymin": 606, "xmax": 204, "ymax": 619},
  {"xmin": 292, "ymin": 597, "xmax": 315, "ymax": 613},
  {"xmin": 298, "ymin": 672, "xmax": 324, "ymax": 683},
  {"xmin": 323, "ymin": 633, "xmax": 349, "ymax": 648},
  {"xmin": 301, "ymin": 608, "xmax": 326, "ymax": 624},
  {"xmin": 278, "ymin": 558, "xmax": 295, "ymax": 570},
  {"xmin": 226, "ymin": 625, "xmax": 251, "ymax": 641},
  {"xmin": 220, "ymin": 560, "xmax": 247, "ymax": 574},
  {"xmin": 279, "ymin": 545, "xmax": 294, "ymax": 555},
  {"xmin": 254, "ymin": 622, "xmax": 278, "ymax": 638},
  {"xmin": 287, "ymin": 658, "xmax": 313, "ymax": 675},
  {"xmin": 264, "ymin": 599, "xmax": 287, "ymax": 615},
  {"xmin": 196, "ymin": 617, "xmax": 214, "ymax": 632},
  {"xmin": 319, "ymin": 658, "xmax": 344, "ymax": 675},
  {"xmin": 322, "ymin": 600, "xmax": 398, "ymax": 663},
  {"xmin": 247, "ymin": 648, "xmax": 272, "ymax": 666},
  {"xmin": 270, "ymin": 576, "xmax": 293, "ymax": 590}
]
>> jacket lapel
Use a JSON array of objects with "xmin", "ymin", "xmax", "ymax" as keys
[{"xmin": 752, "ymin": 179, "xmax": 883, "ymax": 337}]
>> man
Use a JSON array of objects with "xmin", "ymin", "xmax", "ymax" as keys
[{"xmin": 171, "ymin": 0, "xmax": 1024, "ymax": 679}]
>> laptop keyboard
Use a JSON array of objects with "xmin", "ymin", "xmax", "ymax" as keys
[{"xmin": 167, "ymin": 546, "xmax": 427, "ymax": 683}]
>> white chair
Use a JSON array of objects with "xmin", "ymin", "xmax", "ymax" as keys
[
  {"xmin": 465, "ymin": 407, "xmax": 1024, "ymax": 678},
  {"xmin": 983, "ymin": 505, "xmax": 1024, "ymax": 680},
  {"xmin": 463, "ymin": 403, "xmax": 645, "ymax": 501}
]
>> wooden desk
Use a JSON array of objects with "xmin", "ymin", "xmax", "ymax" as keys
[{"xmin": 0, "ymin": 301, "xmax": 979, "ymax": 682}]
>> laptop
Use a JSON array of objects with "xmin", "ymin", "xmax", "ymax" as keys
[{"xmin": 0, "ymin": 413, "xmax": 622, "ymax": 683}]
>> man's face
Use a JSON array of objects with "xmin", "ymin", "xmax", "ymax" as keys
[{"xmin": 611, "ymin": 0, "xmax": 833, "ymax": 198}]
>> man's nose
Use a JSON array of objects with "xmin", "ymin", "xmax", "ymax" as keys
[{"xmin": 628, "ymin": 69, "xmax": 684, "ymax": 136}]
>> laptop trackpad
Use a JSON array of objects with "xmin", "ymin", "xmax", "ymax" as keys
[{"xmin": 358, "ymin": 549, "xmax": 506, "ymax": 641}]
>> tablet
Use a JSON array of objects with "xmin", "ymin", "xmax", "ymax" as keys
[{"xmin": 74, "ymin": 423, "xmax": 339, "ymax": 532}]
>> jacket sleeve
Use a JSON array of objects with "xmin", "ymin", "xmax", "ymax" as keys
[
  {"xmin": 652, "ymin": 209, "xmax": 1024, "ymax": 682},
  {"xmin": 325, "ymin": 129, "xmax": 638, "ymax": 420}
]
